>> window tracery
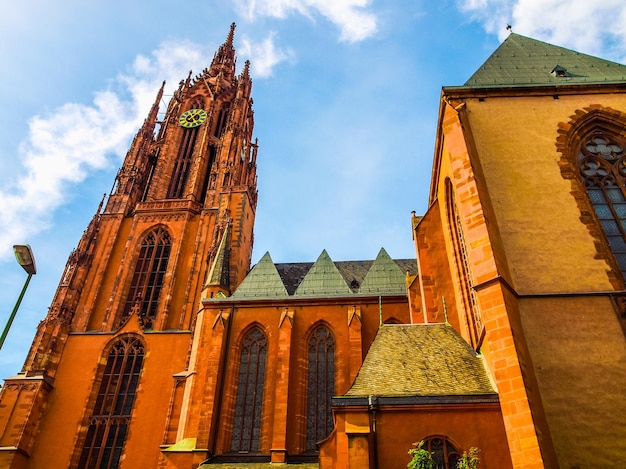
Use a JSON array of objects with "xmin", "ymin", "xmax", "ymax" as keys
[
  {"xmin": 231, "ymin": 326, "xmax": 267, "ymax": 453},
  {"xmin": 579, "ymin": 132, "xmax": 626, "ymax": 278},
  {"xmin": 422, "ymin": 435, "xmax": 461, "ymax": 469},
  {"xmin": 77, "ymin": 336, "xmax": 144, "ymax": 469},
  {"xmin": 168, "ymin": 119, "xmax": 199, "ymax": 198},
  {"xmin": 306, "ymin": 324, "xmax": 335, "ymax": 451},
  {"xmin": 122, "ymin": 227, "xmax": 171, "ymax": 328}
]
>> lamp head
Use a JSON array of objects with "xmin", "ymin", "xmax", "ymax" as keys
[{"xmin": 13, "ymin": 245, "xmax": 36, "ymax": 276}]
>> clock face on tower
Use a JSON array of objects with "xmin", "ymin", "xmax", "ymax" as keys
[{"xmin": 179, "ymin": 109, "xmax": 207, "ymax": 128}]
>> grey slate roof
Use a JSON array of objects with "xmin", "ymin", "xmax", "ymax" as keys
[
  {"xmin": 225, "ymin": 250, "xmax": 417, "ymax": 299},
  {"xmin": 463, "ymin": 33, "xmax": 626, "ymax": 88},
  {"xmin": 344, "ymin": 324, "xmax": 495, "ymax": 397}
]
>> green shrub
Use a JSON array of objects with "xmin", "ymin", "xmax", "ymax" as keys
[
  {"xmin": 456, "ymin": 447, "xmax": 480, "ymax": 469},
  {"xmin": 407, "ymin": 441, "xmax": 435, "ymax": 469}
]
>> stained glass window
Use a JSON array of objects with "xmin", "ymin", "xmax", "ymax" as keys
[{"xmin": 579, "ymin": 133, "xmax": 626, "ymax": 278}]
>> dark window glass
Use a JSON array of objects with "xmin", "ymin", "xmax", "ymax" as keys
[
  {"xmin": 78, "ymin": 337, "xmax": 144, "ymax": 469},
  {"xmin": 122, "ymin": 227, "xmax": 171, "ymax": 328},
  {"xmin": 423, "ymin": 436, "xmax": 461, "ymax": 469},
  {"xmin": 231, "ymin": 327, "xmax": 267, "ymax": 453},
  {"xmin": 306, "ymin": 324, "xmax": 335, "ymax": 452},
  {"xmin": 214, "ymin": 104, "xmax": 230, "ymax": 137},
  {"xmin": 579, "ymin": 133, "xmax": 626, "ymax": 278},
  {"xmin": 168, "ymin": 125, "xmax": 199, "ymax": 198}
]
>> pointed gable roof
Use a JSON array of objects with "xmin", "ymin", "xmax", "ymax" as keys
[
  {"xmin": 464, "ymin": 33, "xmax": 626, "ymax": 88},
  {"xmin": 231, "ymin": 252, "xmax": 288, "ymax": 298},
  {"xmin": 294, "ymin": 250, "xmax": 352, "ymax": 296},
  {"xmin": 205, "ymin": 225, "xmax": 230, "ymax": 288},
  {"xmin": 358, "ymin": 248, "xmax": 407, "ymax": 295}
]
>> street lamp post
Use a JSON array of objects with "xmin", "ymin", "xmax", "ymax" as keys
[{"xmin": 0, "ymin": 245, "xmax": 37, "ymax": 351}]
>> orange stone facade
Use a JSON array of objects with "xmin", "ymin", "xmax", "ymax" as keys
[{"xmin": 2, "ymin": 29, "xmax": 626, "ymax": 469}]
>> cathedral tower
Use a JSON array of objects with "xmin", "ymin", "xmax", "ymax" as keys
[{"xmin": 0, "ymin": 24, "xmax": 258, "ymax": 469}]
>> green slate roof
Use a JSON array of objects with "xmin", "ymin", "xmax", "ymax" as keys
[
  {"xmin": 344, "ymin": 324, "xmax": 495, "ymax": 397},
  {"xmin": 359, "ymin": 248, "xmax": 406, "ymax": 295},
  {"xmin": 223, "ymin": 250, "xmax": 417, "ymax": 300},
  {"xmin": 294, "ymin": 250, "xmax": 353, "ymax": 296},
  {"xmin": 205, "ymin": 225, "xmax": 230, "ymax": 288},
  {"xmin": 464, "ymin": 33, "xmax": 626, "ymax": 88},
  {"xmin": 230, "ymin": 252, "xmax": 288, "ymax": 298}
]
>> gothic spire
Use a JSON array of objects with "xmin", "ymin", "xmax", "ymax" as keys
[
  {"xmin": 210, "ymin": 23, "xmax": 237, "ymax": 77},
  {"xmin": 241, "ymin": 60, "xmax": 250, "ymax": 82},
  {"xmin": 140, "ymin": 80, "xmax": 165, "ymax": 140}
]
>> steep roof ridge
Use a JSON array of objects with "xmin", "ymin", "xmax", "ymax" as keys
[
  {"xmin": 205, "ymin": 224, "xmax": 230, "ymax": 288},
  {"xmin": 230, "ymin": 252, "xmax": 288, "ymax": 298},
  {"xmin": 463, "ymin": 33, "xmax": 626, "ymax": 88},
  {"xmin": 358, "ymin": 247, "xmax": 407, "ymax": 295},
  {"xmin": 294, "ymin": 250, "xmax": 353, "ymax": 296}
]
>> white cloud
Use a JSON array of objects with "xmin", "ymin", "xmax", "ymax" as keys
[
  {"xmin": 240, "ymin": 32, "xmax": 294, "ymax": 78},
  {"xmin": 234, "ymin": 0, "xmax": 378, "ymax": 42},
  {"xmin": 458, "ymin": 0, "xmax": 626, "ymax": 61},
  {"xmin": 0, "ymin": 41, "xmax": 214, "ymax": 261}
]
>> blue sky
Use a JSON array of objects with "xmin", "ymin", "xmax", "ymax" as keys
[{"xmin": 0, "ymin": 0, "xmax": 625, "ymax": 378}]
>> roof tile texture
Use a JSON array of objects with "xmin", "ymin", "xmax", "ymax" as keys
[{"xmin": 345, "ymin": 324, "xmax": 496, "ymax": 397}]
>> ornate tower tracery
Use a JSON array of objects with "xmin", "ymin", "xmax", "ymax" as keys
[{"xmin": 0, "ymin": 29, "xmax": 258, "ymax": 463}]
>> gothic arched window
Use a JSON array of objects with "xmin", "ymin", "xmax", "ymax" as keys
[
  {"xmin": 579, "ymin": 132, "xmax": 626, "ymax": 278},
  {"xmin": 306, "ymin": 324, "xmax": 335, "ymax": 451},
  {"xmin": 445, "ymin": 179, "xmax": 482, "ymax": 348},
  {"xmin": 231, "ymin": 326, "xmax": 267, "ymax": 453},
  {"xmin": 168, "ymin": 117, "xmax": 200, "ymax": 198},
  {"xmin": 122, "ymin": 227, "xmax": 171, "ymax": 328},
  {"xmin": 214, "ymin": 103, "xmax": 230, "ymax": 137},
  {"xmin": 422, "ymin": 435, "xmax": 461, "ymax": 469},
  {"xmin": 77, "ymin": 336, "xmax": 145, "ymax": 469}
]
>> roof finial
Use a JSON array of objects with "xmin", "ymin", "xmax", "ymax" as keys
[{"xmin": 241, "ymin": 60, "xmax": 250, "ymax": 81}]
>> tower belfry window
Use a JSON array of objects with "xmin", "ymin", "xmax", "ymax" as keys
[
  {"xmin": 579, "ymin": 132, "xmax": 626, "ymax": 277},
  {"xmin": 168, "ymin": 125, "xmax": 200, "ymax": 198},
  {"xmin": 215, "ymin": 104, "xmax": 230, "ymax": 137}
]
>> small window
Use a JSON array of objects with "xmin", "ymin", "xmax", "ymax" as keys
[
  {"xmin": 422, "ymin": 435, "xmax": 461, "ymax": 469},
  {"xmin": 551, "ymin": 65, "xmax": 569, "ymax": 77}
]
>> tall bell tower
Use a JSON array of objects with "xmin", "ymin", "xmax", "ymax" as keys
[{"xmin": 0, "ymin": 24, "xmax": 258, "ymax": 469}]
